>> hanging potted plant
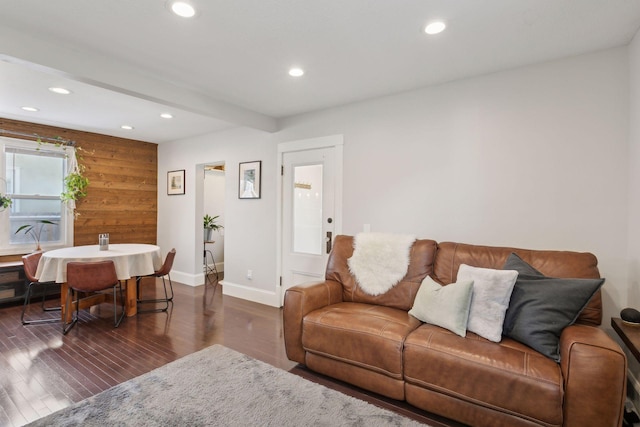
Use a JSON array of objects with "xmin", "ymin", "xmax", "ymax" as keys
[
  {"xmin": 60, "ymin": 148, "xmax": 89, "ymax": 211},
  {"xmin": 61, "ymin": 164, "xmax": 89, "ymax": 203},
  {"xmin": 203, "ymin": 214, "xmax": 223, "ymax": 241},
  {"xmin": 35, "ymin": 136, "xmax": 89, "ymax": 212},
  {"xmin": 0, "ymin": 194, "xmax": 11, "ymax": 212},
  {"xmin": 0, "ymin": 178, "xmax": 12, "ymax": 212}
]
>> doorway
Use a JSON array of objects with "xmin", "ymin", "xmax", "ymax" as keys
[
  {"xmin": 204, "ymin": 163, "xmax": 225, "ymax": 280},
  {"xmin": 278, "ymin": 135, "xmax": 343, "ymax": 305}
]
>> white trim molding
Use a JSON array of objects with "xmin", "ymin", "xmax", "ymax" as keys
[{"xmin": 221, "ymin": 281, "xmax": 280, "ymax": 307}]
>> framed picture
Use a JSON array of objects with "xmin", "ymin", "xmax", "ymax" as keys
[
  {"xmin": 167, "ymin": 169, "xmax": 185, "ymax": 195},
  {"xmin": 239, "ymin": 161, "xmax": 261, "ymax": 199}
]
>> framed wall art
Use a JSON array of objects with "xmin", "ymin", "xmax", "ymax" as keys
[
  {"xmin": 167, "ymin": 169, "xmax": 185, "ymax": 195},
  {"xmin": 238, "ymin": 161, "xmax": 261, "ymax": 199}
]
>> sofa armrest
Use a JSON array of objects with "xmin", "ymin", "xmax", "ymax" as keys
[
  {"xmin": 283, "ymin": 280, "xmax": 343, "ymax": 364},
  {"xmin": 560, "ymin": 324, "xmax": 626, "ymax": 427}
]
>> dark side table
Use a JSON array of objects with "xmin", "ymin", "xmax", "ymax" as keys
[
  {"xmin": 612, "ymin": 318, "xmax": 640, "ymax": 426},
  {"xmin": 612, "ymin": 317, "xmax": 640, "ymax": 362}
]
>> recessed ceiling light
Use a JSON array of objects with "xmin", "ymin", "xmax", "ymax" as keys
[
  {"xmin": 49, "ymin": 87, "xmax": 72, "ymax": 95},
  {"xmin": 121, "ymin": 125, "xmax": 134, "ymax": 130},
  {"xmin": 424, "ymin": 21, "xmax": 446, "ymax": 35},
  {"xmin": 21, "ymin": 106, "xmax": 39, "ymax": 112},
  {"xmin": 289, "ymin": 68, "xmax": 304, "ymax": 77},
  {"xmin": 160, "ymin": 113, "xmax": 174, "ymax": 119},
  {"xmin": 170, "ymin": 1, "xmax": 196, "ymax": 18}
]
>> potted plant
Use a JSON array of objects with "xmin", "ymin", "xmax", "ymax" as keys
[
  {"xmin": 0, "ymin": 194, "xmax": 11, "ymax": 211},
  {"xmin": 35, "ymin": 136, "xmax": 89, "ymax": 212},
  {"xmin": 15, "ymin": 220, "xmax": 57, "ymax": 251},
  {"xmin": 0, "ymin": 177, "xmax": 12, "ymax": 212},
  {"xmin": 61, "ymin": 167, "xmax": 89, "ymax": 203},
  {"xmin": 203, "ymin": 214, "xmax": 223, "ymax": 241}
]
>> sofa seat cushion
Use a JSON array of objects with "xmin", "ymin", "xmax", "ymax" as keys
[
  {"xmin": 404, "ymin": 324, "xmax": 563, "ymax": 426},
  {"xmin": 302, "ymin": 302, "xmax": 421, "ymax": 379}
]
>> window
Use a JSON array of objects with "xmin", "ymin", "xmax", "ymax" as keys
[{"xmin": 0, "ymin": 137, "xmax": 74, "ymax": 254}]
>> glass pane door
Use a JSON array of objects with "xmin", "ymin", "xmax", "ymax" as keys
[{"xmin": 292, "ymin": 164, "xmax": 323, "ymax": 255}]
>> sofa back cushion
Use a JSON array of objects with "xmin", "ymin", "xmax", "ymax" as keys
[
  {"xmin": 326, "ymin": 235, "xmax": 437, "ymax": 311},
  {"xmin": 433, "ymin": 242, "xmax": 602, "ymax": 326}
]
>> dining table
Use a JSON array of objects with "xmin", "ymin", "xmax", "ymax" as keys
[{"xmin": 35, "ymin": 243, "xmax": 163, "ymax": 319}]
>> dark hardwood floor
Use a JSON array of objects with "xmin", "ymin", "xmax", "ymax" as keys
[{"xmin": 0, "ymin": 276, "xmax": 460, "ymax": 427}]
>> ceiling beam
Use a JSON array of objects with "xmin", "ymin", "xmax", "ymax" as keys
[{"xmin": 0, "ymin": 26, "xmax": 278, "ymax": 133}]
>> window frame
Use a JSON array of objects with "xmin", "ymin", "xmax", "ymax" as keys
[{"xmin": 0, "ymin": 136, "xmax": 74, "ymax": 255}]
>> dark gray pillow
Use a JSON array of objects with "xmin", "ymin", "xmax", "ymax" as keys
[{"xmin": 502, "ymin": 253, "xmax": 604, "ymax": 362}]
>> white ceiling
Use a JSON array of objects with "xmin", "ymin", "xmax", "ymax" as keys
[{"xmin": 1, "ymin": 0, "xmax": 640, "ymax": 143}]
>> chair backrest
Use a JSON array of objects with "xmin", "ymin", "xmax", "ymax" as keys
[
  {"xmin": 156, "ymin": 248, "xmax": 176, "ymax": 276},
  {"xmin": 66, "ymin": 260, "xmax": 119, "ymax": 292},
  {"xmin": 22, "ymin": 251, "xmax": 43, "ymax": 283}
]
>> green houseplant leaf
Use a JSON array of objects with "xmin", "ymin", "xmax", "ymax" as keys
[
  {"xmin": 61, "ymin": 170, "xmax": 89, "ymax": 202},
  {"xmin": 204, "ymin": 214, "xmax": 224, "ymax": 231},
  {"xmin": 35, "ymin": 135, "xmax": 90, "ymax": 208},
  {"xmin": 15, "ymin": 220, "xmax": 57, "ymax": 250},
  {"xmin": 0, "ymin": 195, "xmax": 12, "ymax": 210}
]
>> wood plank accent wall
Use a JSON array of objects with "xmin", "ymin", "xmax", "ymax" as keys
[{"xmin": 0, "ymin": 118, "xmax": 158, "ymax": 261}]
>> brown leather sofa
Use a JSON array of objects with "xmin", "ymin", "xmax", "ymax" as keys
[{"xmin": 283, "ymin": 235, "xmax": 627, "ymax": 427}]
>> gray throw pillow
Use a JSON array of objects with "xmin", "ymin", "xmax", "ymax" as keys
[{"xmin": 502, "ymin": 253, "xmax": 604, "ymax": 362}]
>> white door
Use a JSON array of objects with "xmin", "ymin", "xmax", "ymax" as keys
[{"xmin": 281, "ymin": 146, "xmax": 339, "ymax": 303}]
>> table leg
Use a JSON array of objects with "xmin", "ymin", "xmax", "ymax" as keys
[
  {"xmin": 60, "ymin": 279, "xmax": 137, "ymax": 320},
  {"xmin": 125, "ymin": 277, "xmax": 137, "ymax": 317},
  {"xmin": 60, "ymin": 282, "xmax": 71, "ymax": 323}
]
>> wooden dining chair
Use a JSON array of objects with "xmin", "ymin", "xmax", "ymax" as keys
[
  {"xmin": 21, "ymin": 251, "xmax": 61, "ymax": 325},
  {"xmin": 63, "ymin": 260, "xmax": 125, "ymax": 334},
  {"xmin": 136, "ymin": 248, "xmax": 176, "ymax": 313}
]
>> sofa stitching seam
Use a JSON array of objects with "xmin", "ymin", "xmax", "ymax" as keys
[
  {"xmin": 406, "ymin": 380, "xmax": 559, "ymax": 426},
  {"xmin": 305, "ymin": 349, "xmax": 403, "ymax": 379},
  {"xmin": 405, "ymin": 338, "xmax": 560, "ymax": 386}
]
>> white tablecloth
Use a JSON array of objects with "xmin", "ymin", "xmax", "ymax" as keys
[{"xmin": 36, "ymin": 243, "xmax": 162, "ymax": 283}]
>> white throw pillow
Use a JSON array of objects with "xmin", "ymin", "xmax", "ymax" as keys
[
  {"xmin": 409, "ymin": 275, "xmax": 474, "ymax": 337},
  {"xmin": 456, "ymin": 264, "xmax": 518, "ymax": 342}
]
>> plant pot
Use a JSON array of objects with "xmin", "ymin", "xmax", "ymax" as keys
[{"xmin": 204, "ymin": 228, "xmax": 213, "ymax": 242}]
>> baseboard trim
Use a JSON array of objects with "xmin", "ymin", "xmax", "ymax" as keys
[
  {"xmin": 171, "ymin": 270, "xmax": 202, "ymax": 287},
  {"xmin": 221, "ymin": 281, "xmax": 280, "ymax": 307}
]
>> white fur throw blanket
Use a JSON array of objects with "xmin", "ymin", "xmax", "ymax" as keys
[{"xmin": 348, "ymin": 232, "xmax": 416, "ymax": 296}]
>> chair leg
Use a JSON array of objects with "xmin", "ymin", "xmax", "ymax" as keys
[
  {"xmin": 166, "ymin": 274, "xmax": 174, "ymax": 301},
  {"xmin": 137, "ymin": 275, "xmax": 171, "ymax": 313},
  {"xmin": 62, "ymin": 288, "xmax": 78, "ymax": 334},
  {"xmin": 41, "ymin": 284, "xmax": 61, "ymax": 312},
  {"xmin": 159, "ymin": 276, "xmax": 169, "ymax": 311},
  {"xmin": 21, "ymin": 282, "xmax": 34, "ymax": 325},
  {"xmin": 22, "ymin": 282, "xmax": 59, "ymax": 325},
  {"xmin": 136, "ymin": 276, "xmax": 142, "ymax": 303},
  {"xmin": 114, "ymin": 282, "xmax": 125, "ymax": 328}
]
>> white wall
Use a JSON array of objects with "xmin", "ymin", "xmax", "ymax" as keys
[
  {"xmin": 158, "ymin": 47, "xmax": 631, "ymax": 323},
  {"xmin": 158, "ymin": 128, "xmax": 277, "ymax": 295},
  {"xmin": 629, "ymin": 30, "xmax": 640, "ymax": 312},
  {"xmin": 625, "ymin": 28, "xmax": 640, "ymax": 409}
]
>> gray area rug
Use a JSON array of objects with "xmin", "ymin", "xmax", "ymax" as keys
[{"xmin": 27, "ymin": 344, "xmax": 426, "ymax": 426}]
